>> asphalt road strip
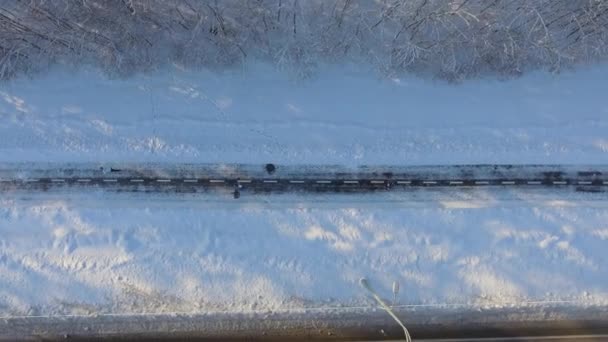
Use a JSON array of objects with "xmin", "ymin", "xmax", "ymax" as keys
[
  {"xmin": 2, "ymin": 306, "xmax": 608, "ymax": 341},
  {"xmin": 0, "ymin": 164, "xmax": 606, "ymax": 194}
]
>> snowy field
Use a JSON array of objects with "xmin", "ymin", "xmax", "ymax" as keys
[
  {"xmin": 1, "ymin": 191, "xmax": 608, "ymax": 318},
  {"xmin": 1, "ymin": 62, "xmax": 608, "ymax": 330},
  {"xmin": 1, "ymin": 63, "xmax": 607, "ymax": 166}
]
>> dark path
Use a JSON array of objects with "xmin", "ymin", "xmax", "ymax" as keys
[
  {"xmin": 2, "ymin": 306, "xmax": 608, "ymax": 341},
  {"xmin": 0, "ymin": 163, "xmax": 607, "ymax": 195}
]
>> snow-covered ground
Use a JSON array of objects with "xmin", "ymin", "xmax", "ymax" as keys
[
  {"xmin": 2, "ymin": 192, "xmax": 608, "ymax": 317},
  {"xmin": 1, "ymin": 63, "xmax": 608, "ymax": 323},
  {"xmin": 1, "ymin": 63, "xmax": 607, "ymax": 165}
]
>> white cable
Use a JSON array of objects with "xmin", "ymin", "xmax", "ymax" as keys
[{"xmin": 360, "ymin": 278, "xmax": 412, "ymax": 342}]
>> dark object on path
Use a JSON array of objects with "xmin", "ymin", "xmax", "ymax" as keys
[{"xmin": 265, "ymin": 163, "xmax": 276, "ymax": 174}]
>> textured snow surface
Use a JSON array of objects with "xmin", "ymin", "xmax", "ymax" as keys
[
  {"xmin": 1, "ymin": 63, "xmax": 608, "ymax": 317},
  {"xmin": 0, "ymin": 64, "xmax": 607, "ymax": 165},
  {"xmin": 1, "ymin": 195, "xmax": 608, "ymax": 316}
]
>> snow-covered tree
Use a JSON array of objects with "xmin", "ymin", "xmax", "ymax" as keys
[{"xmin": 1, "ymin": 0, "xmax": 607, "ymax": 79}]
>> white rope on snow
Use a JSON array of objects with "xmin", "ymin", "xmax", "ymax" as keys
[{"xmin": 360, "ymin": 277, "xmax": 412, "ymax": 342}]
